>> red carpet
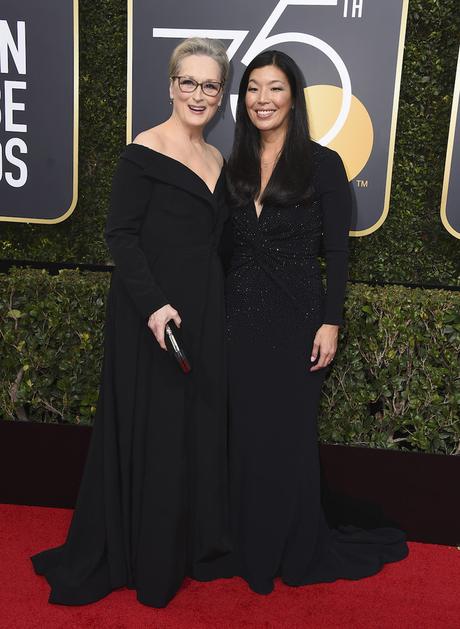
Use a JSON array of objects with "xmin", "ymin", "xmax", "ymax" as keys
[{"xmin": 0, "ymin": 504, "xmax": 459, "ymax": 628}]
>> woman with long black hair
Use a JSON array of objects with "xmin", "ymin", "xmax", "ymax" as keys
[{"xmin": 225, "ymin": 50, "xmax": 408, "ymax": 595}]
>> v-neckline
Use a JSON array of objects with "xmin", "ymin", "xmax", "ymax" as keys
[
  {"xmin": 129, "ymin": 143, "xmax": 224, "ymax": 196},
  {"xmin": 253, "ymin": 199, "xmax": 264, "ymax": 223}
]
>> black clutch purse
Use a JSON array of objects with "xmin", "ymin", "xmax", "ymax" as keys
[{"xmin": 165, "ymin": 321, "xmax": 192, "ymax": 374}]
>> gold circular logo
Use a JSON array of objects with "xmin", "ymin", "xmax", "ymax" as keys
[{"xmin": 304, "ymin": 85, "xmax": 373, "ymax": 181}]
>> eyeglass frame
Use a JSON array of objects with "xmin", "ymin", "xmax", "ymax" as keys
[{"xmin": 170, "ymin": 75, "xmax": 225, "ymax": 97}]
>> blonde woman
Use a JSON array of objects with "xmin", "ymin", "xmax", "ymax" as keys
[{"xmin": 32, "ymin": 38, "xmax": 231, "ymax": 608}]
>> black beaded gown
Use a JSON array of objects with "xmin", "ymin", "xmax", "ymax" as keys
[{"xmin": 225, "ymin": 143, "xmax": 408, "ymax": 595}]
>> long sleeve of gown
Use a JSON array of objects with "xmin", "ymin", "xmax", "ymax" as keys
[
  {"xmin": 105, "ymin": 155, "xmax": 168, "ymax": 319},
  {"xmin": 317, "ymin": 149, "xmax": 352, "ymax": 326}
]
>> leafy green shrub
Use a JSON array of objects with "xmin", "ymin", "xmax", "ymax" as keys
[
  {"xmin": 1, "ymin": 269, "xmax": 459, "ymax": 454},
  {"xmin": 320, "ymin": 284, "xmax": 460, "ymax": 454},
  {"xmin": 0, "ymin": 269, "xmax": 109, "ymax": 425}
]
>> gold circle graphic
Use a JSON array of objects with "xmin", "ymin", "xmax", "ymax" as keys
[{"xmin": 304, "ymin": 85, "xmax": 374, "ymax": 181}]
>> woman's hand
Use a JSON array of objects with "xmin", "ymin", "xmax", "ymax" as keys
[
  {"xmin": 310, "ymin": 324, "xmax": 339, "ymax": 371},
  {"xmin": 147, "ymin": 304, "xmax": 181, "ymax": 350}
]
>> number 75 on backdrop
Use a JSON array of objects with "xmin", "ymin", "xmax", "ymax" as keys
[{"xmin": 127, "ymin": 0, "xmax": 408, "ymax": 236}]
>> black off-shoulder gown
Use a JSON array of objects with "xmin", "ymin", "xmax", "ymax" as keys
[
  {"xmin": 225, "ymin": 143, "xmax": 408, "ymax": 595},
  {"xmin": 31, "ymin": 144, "xmax": 231, "ymax": 607}
]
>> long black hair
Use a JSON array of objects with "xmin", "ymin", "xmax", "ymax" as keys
[{"xmin": 227, "ymin": 50, "xmax": 314, "ymax": 208}]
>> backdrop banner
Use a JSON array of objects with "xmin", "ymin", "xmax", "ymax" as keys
[
  {"xmin": 128, "ymin": 0, "xmax": 408, "ymax": 235},
  {"xmin": 441, "ymin": 46, "xmax": 460, "ymax": 240},
  {"xmin": 0, "ymin": 1, "xmax": 78, "ymax": 224}
]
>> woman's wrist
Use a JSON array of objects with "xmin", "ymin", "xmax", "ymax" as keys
[{"xmin": 321, "ymin": 322, "xmax": 340, "ymax": 331}]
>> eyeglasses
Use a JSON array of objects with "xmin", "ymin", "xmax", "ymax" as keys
[{"xmin": 171, "ymin": 76, "xmax": 224, "ymax": 97}]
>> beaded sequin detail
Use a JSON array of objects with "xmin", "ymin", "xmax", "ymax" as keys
[{"xmin": 226, "ymin": 192, "xmax": 325, "ymax": 350}]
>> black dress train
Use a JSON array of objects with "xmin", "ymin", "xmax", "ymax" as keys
[{"xmin": 225, "ymin": 143, "xmax": 408, "ymax": 594}]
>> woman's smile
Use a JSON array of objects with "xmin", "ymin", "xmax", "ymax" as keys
[
  {"xmin": 255, "ymin": 108, "xmax": 277, "ymax": 119},
  {"xmin": 188, "ymin": 104, "xmax": 207, "ymax": 114}
]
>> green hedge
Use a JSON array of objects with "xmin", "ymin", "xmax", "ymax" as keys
[
  {"xmin": 1, "ymin": 268, "xmax": 459, "ymax": 454},
  {"xmin": 0, "ymin": 0, "xmax": 459, "ymax": 285},
  {"xmin": 0, "ymin": 269, "xmax": 107, "ymax": 425},
  {"xmin": 319, "ymin": 283, "xmax": 460, "ymax": 454}
]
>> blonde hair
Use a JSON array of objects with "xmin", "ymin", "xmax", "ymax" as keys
[{"xmin": 168, "ymin": 37, "xmax": 229, "ymax": 84}]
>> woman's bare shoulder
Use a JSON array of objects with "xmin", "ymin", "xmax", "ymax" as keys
[{"xmin": 133, "ymin": 126, "xmax": 167, "ymax": 153}]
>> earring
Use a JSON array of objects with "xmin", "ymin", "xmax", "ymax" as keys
[{"xmin": 169, "ymin": 98, "xmax": 174, "ymax": 105}]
